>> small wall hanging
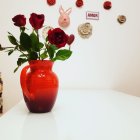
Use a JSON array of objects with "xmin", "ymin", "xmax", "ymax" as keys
[
  {"xmin": 76, "ymin": 0, "xmax": 84, "ymax": 8},
  {"xmin": 58, "ymin": 6, "xmax": 72, "ymax": 28},
  {"xmin": 86, "ymin": 11, "xmax": 99, "ymax": 20},
  {"xmin": 78, "ymin": 22, "xmax": 92, "ymax": 39},
  {"xmin": 103, "ymin": 1, "xmax": 112, "ymax": 10},
  {"xmin": 46, "ymin": 0, "xmax": 56, "ymax": 6},
  {"xmin": 67, "ymin": 34, "xmax": 75, "ymax": 46},
  {"xmin": 117, "ymin": 15, "xmax": 126, "ymax": 24}
]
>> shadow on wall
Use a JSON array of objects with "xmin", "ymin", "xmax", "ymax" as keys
[{"xmin": 114, "ymin": 65, "xmax": 140, "ymax": 97}]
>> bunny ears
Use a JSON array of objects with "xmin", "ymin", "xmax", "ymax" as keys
[
  {"xmin": 59, "ymin": 6, "xmax": 72, "ymax": 15},
  {"xmin": 58, "ymin": 6, "xmax": 72, "ymax": 28}
]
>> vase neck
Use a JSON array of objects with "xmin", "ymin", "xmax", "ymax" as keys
[{"xmin": 29, "ymin": 60, "xmax": 53, "ymax": 71}]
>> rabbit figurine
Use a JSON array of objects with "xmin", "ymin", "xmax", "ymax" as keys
[{"xmin": 58, "ymin": 6, "xmax": 72, "ymax": 28}]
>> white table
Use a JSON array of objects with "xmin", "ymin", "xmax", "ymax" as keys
[{"xmin": 0, "ymin": 89, "xmax": 140, "ymax": 140}]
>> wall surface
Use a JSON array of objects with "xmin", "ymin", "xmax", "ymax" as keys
[{"xmin": 0, "ymin": 0, "xmax": 140, "ymax": 112}]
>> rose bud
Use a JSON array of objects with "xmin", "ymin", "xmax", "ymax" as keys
[
  {"xmin": 103, "ymin": 1, "xmax": 112, "ymax": 10},
  {"xmin": 67, "ymin": 34, "xmax": 75, "ymax": 45},
  {"xmin": 29, "ymin": 13, "xmax": 45, "ymax": 30},
  {"xmin": 12, "ymin": 15, "xmax": 26, "ymax": 27}
]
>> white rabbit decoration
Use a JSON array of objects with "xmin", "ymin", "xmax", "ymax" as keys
[{"xmin": 58, "ymin": 6, "xmax": 72, "ymax": 28}]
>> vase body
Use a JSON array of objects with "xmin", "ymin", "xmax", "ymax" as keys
[{"xmin": 20, "ymin": 60, "xmax": 59, "ymax": 113}]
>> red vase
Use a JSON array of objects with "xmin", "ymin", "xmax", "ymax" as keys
[{"xmin": 20, "ymin": 60, "xmax": 59, "ymax": 113}]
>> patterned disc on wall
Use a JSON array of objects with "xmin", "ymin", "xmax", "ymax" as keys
[
  {"xmin": 78, "ymin": 22, "xmax": 92, "ymax": 39},
  {"xmin": 103, "ymin": 1, "xmax": 112, "ymax": 10},
  {"xmin": 47, "ymin": 0, "xmax": 56, "ymax": 6},
  {"xmin": 76, "ymin": 0, "xmax": 84, "ymax": 7},
  {"xmin": 117, "ymin": 15, "xmax": 126, "ymax": 24}
]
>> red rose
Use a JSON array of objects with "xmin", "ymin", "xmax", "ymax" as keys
[
  {"xmin": 29, "ymin": 13, "xmax": 45, "ymax": 30},
  {"xmin": 48, "ymin": 28, "xmax": 68, "ymax": 48},
  {"xmin": 47, "ymin": 0, "xmax": 56, "ymax": 6},
  {"xmin": 12, "ymin": 15, "xmax": 26, "ymax": 27},
  {"xmin": 103, "ymin": 1, "xmax": 112, "ymax": 10},
  {"xmin": 76, "ymin": 0, "xmax": 83, "ymax": 7}
]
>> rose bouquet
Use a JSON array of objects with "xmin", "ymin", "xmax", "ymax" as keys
[{"xmin": 3, "ymin": 13, "xmax": 74, "ymax": 72}]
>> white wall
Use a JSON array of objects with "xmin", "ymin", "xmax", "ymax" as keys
[{"xmin": 0, "ymin": 0, "xmax": 140, "ymax": 113}]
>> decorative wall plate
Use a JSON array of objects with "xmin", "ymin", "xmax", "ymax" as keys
[
  {"xmin": 103, "ymin": 1, "xmax": 112, "ymax": 10},
  {"xmin": 117, "ymin": 15, "xmax": 126, "ymax": 24},
  {"xmin": 58, "ymin": 6, "xmax": 72, "ymax": 28},
  {"xmin": 78, "ymin": 22, "xmax": 92, "ymax": 39},
  {"xmin": 76, "ymin": 0, "xmax": 84, "ymax": 7},
  {"xmin": 46, "ymin": 0, "xmax": 56, "ymax": 6}
]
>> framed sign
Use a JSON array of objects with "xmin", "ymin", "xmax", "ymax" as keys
[{"xmin": 86, "ymin": 11, "xmax": 99, "ymax": 20}]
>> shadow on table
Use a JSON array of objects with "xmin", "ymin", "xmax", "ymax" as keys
[{"xmin": 21, "ymin": 112, "xmax": 58, "ymax": 140}]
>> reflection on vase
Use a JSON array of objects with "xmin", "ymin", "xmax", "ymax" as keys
[{"xmin": 21, "ymin": 112, "xmax": 57, "ymax": 140}]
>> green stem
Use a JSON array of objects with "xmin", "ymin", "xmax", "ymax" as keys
[
  {"xmin": 20, "ymin": 51, "xmax": 28, "ymax": 57},
  {"xmin": 3, "ymin": 47, "xmax": 15, "ymax": 49},
  {"xmin": 3, "ymin": 46, "xmax": 28, "ymax": 59},
  {"xmin": 69, "ymin": 45, "xmax": 71, "ymax": 50},
  {"xmin": 36, "ymin": 30, "xmax": 40, "ymax": 60},
  {"xmin": 16, "ymin": 48, "xmax": 28, "ymax": 58}
]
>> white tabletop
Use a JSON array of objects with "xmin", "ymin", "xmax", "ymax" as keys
[{"xmin": 0, "ymin": 89, "xmax": 140, "ymax": 140}]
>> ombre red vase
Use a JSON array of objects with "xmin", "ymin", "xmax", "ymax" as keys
[{"xmin": 20, "ymin": 60, "xmax": 59, "ymax": 113}]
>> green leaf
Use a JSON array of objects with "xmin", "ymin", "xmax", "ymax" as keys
[
  {"xmin": 18, "ymin": 45, "xmax": 26, "ymax": 51},
  {"xmin": 47, "ymin": 46, "xmax": 55, "ymax": 59},
  {"xmin": 30, "ymin": 33, "xmax": 39, "ymax": 51},
  {"xmin": 8, "ymin": 50, "xmax": 14, "ymax": 55},
  {"xmin": 54, "ymin": 49, "xmax": 72, "ymax": 61},
  {"xmin": 30, "ymin": 32, "xmax": 38, "ymax": 45},
  {"xmin": 38, "ymin": 42, "xmax": 44, "ymax": 49},
  {"xmin": 20, "ymin": 32, "xmax": 32, "ymax": 51},
  {"xmin": 28, "ymin": 51, "xmax": 38, "ymax": 60},
  {"xmin": 30, "ymin": 33, "xmax": 44, "ymax": 52},
  {"xmin": 14, "ymin": 66, "xmax": 19, "ymax": 73},
  {"xmin": 8, "ymin": 32, "xmax": 15, "ymax": 36},
  {"xmin": 40, "ymin": 51, "xmax": 48, "ymax": 60},
  {"xmin": 17, "ymin": 58, "xmax": 28, "ymax": 66},
  {"xmin": 8, "ymin": 35, "xmax": 18, "ymax": 45},
  {"xmin": 8, "ymin": 32, "xmax": 12, "ymax": 35},
  {"xmin": 50, "ymin": 44, "xmax": 58, "ymax": 50},
  {"xmin": 46, "ymin": 37, "xmax": 48, "ymax": 42}
]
